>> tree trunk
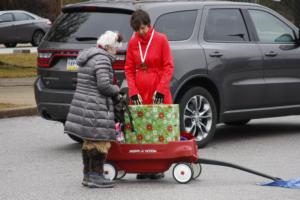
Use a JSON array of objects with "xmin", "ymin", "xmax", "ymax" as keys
[{"xmin": 293, "ymin": 0, "xmax": 300, "ymax": 28}]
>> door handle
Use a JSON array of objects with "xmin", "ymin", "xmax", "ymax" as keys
[
  {"xmin": 264, "ymin": 51, "xmax": 278, "ymax": 57},
  {"xmin": 209, "ymin": 51, "xmax": 223, "ymax": 57}
]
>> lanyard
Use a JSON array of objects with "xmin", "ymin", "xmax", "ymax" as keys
[{"xmin": 138, "ymin": 30, "xmax": 155, "ymax": 64}]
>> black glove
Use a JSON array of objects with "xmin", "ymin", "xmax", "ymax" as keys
[
  {"xmin": 112, "ymin": 94, "xmax": 122, "ymax": 104},
  {"xmin": 130, "ymin": 94, "xmax": 142, "ymax": 105},
  {"xmin": 153, "ymin": 91, "xmax": 164, "ymax": 104}
]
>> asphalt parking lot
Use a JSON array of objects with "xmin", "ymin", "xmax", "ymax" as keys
[{"xmin": 0, "ymin": 115, "xmax": 299, "ymax": 200}]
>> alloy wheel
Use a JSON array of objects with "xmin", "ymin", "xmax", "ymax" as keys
[{"xmin": 183, "ymin": 95, "xmax": 213, "ymax": 142}]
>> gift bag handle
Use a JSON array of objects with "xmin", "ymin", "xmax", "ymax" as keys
[{"xmin": 121, "ymin": 94, "xmax": 136, "ymax": 133}]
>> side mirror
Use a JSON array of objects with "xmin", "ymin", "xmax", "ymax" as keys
[{"xmin": 275, "ymin": 34, "xmax": 294, "ymax": 43}]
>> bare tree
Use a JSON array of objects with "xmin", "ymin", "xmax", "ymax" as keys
[{"xmin": 293, "ymin": 0, "xmax": 300, "ymax": 28}]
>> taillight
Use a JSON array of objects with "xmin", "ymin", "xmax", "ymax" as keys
[
  {"xmin": 113, "ymin": 73, "xmax": 118, "ymax": 85},
  {"xmin": 113, "ymin": 54, "xmax": 125, "ymax": 70},
  {"xmin": 38, "ymin": 52, "xmax": 52, "ymax": 68},
  {"xmin": 37, "ymin": 50, "xmax": 79, "ymax": 68}
]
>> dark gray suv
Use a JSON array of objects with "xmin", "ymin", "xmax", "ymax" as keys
[{"xmin": 34, "ymin": 0, "xmax": 300, "ymax": 147}]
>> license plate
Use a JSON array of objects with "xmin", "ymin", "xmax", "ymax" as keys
[{"xmin": 66, "ymin": 59, "xmax": 79, "ymax": 71}]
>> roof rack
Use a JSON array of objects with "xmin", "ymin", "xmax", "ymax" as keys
[
  {"xmin": 87, "ymin": 0, "xmax": 212, "ymax": 3},
  {"xmin": 133, "ymin": 0, "xmax": 210, "ymax": 2}
]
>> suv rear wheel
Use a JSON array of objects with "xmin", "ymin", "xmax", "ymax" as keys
[
  {"xmin": 67, "ymin": 134, "xmax": 83, "ymax": 143},
  {"xmin": 179, "ymin": 87, "xmax": 217, "ymax": 148},
  {"xmin": 61, "ymin": 121, "xmax": 83, "ymax": 143}
]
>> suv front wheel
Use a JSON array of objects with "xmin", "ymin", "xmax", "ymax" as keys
[
  {"xmin": 179, "ymin": 87, "xmax": 217, "ymax": 148},
  {"xmin": 67, "ymin": 134, "xmax": 83, "ymax": 143}
]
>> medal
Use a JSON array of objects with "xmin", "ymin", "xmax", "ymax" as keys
[
  {"xmin": 138, "ymin": 29, "xmax": 155, "ymax": 71},
  {"xmin": 140, "ymin": 62, "xmax": 147, "ymax": 70}
]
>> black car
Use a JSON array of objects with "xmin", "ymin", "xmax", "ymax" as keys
[
  {"xmin": 35, "ymin": 0, "xmax": 300, "ymax": 147},
  {"xmin": 0, "ymin": 10, "xmax": 51, "ymax": 47}
]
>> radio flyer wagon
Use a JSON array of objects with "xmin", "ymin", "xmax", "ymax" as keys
[
  {"xmin": 104, "ymin": 138, "xmax": 201, "ymax": 184},
  {"xmin": 104, "ymin": 138, "xmax": 281, "ymax": 184},
  {"xmin": 104, "ymin": 94, "xmax": 282, "ymax": 184}
]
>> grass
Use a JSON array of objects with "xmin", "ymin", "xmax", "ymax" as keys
[
  {"xmin": 0, "ymin": 103, "xmax": 28, "ymax": 110},
  {"xmin": 0, "ymin": 53, "xmax": 37, "ymax": 78}
]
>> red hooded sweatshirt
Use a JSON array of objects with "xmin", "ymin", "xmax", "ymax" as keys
[{"xmin": 125, "ymin": 26, "xmax": 174, "ymax": 104}]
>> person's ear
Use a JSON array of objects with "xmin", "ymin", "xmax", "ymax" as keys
[{"xmin": 104, "ymin": 45, "xmax": 110, "ymax": 50}]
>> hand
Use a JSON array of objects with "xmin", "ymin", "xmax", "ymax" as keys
[
  {"xmin": 113, "ymin": 93, "xmax": 123, "ymax": 103},
  {"xmin": 153, "ymin": 91, "xmax": 164, "ymax": 104},
  {"xmin": 130, "ymin": 94, "xmax": 143, "ymax": 105},
  {"xmin": 112, "ymin": 94, "xmax": 123, "ymax": 104}
]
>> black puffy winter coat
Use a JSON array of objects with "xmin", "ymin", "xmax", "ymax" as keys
[{"xmin": 64, "ymin": 47, "xmax": 120, "ymax": 141}]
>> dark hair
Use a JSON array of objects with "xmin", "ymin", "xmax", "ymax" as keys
[{"xmin": 130, "ymin": 9, "xmax": 151, "ymax": 31}]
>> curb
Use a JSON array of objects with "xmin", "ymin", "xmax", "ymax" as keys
[
  {"xmin": 0, "ymin": 77, "xmax": 35, "ymax": 87},
  {"xmin": 0, "ymin": 106, "xmax": 37, "ymax": 119}
]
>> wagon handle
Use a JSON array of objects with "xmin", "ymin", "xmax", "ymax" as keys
[{"xmin": 198, "ymin": 158, "xmax": 282, "ymax": 181}]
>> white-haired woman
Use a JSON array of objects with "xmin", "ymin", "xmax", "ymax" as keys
[{"xmin": 64, "ymin": 31, "xmax": 123, "ymax": 188}]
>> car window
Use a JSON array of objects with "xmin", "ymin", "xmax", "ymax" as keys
[
  {"xmin": 248, "ymin": 9, "xmax": 295, "ymax": 44},
  {"xmin": 154, "ymin": 10, "xmax": 197, "ymax": 41},
  {"xmin": 44, "ymin": 12, "xmax": 132, "ymax": 44},
  {"xmin": 0, "ymin": 13, "xmax": 14, "ymax": 23},
  {"xmin": 204, "ymin": 9, "xmax": 249, "ymax": 42},
  {"xmin": 14, "ymin": 13, "xmax": 35, "ymax": 21}
]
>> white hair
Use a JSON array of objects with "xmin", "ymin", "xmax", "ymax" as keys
[{"xmin": 97, "ymin": 31, "xmax": 122, "ymax": 49}]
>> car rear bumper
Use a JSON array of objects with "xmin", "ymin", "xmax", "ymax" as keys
[
  {"xmin": 34, "ymin": 74, "xmax": 178, "ymax": 122},
  {"xmin": 34, "ymin": 76, "xmax": 74, "ymax": 122}
]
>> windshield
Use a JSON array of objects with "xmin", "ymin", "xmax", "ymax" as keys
[{"xmin": 44, "ymin": 11, "xmax": 133, "ymax": 43}]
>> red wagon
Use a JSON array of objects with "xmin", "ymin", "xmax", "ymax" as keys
[{"xmin": 103, "ymin": 139, "xmax": 202, "ymax": 184}]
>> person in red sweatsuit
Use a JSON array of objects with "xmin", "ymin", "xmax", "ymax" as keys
[{"xmin": 124, "ymin": 9, "xmax": 174, "ymax": 179}]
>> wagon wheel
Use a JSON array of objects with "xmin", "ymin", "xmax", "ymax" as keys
[
  {"xmin": 103, "ymin": 163, "xmax": 117, "ymax": 180},
  {"xmin": 190, "ymin": 163, "xmax": 202, "ymax": 179},
  {"xmin": 116, "ymin": 170, "xmax": 126, "ymax": 180},
  {"xmin": 173, "ymin": 163, "xmax": 194, "ymax": 184}
]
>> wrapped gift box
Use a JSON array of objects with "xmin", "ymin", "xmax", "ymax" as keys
[{"xmin": 124, "ymin": 104, "xmax": 180, "ymax": 144}]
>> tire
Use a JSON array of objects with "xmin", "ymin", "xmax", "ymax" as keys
[
  {"xmin": 116, "ymin": 170, "xmax": 126, "ymax": 180},
  {"xmin": 31, "ymin": 30, "xmax": 45, "ymax": 47},
  {"xmin": 67, "ymin": 134, "xmax": 83, "ymax": 143},
  {"xmin": 173, "ymin": 163, "xmax": 194, "ymax": 184},
  {"xmin": 225, "ymin": 119, "xmax": 250, "ymax": 126},
  {"xmin": 4, "ymin": 43, "xmax": 17, "ymax": 48},
  {"xmin": 190, "ymin": 163, "xmax": 202, "ymax": 179},
  {"xmin": 103, "ymin": 163, "xmax": 117, "ymax": 180},
  {"xmin": 179, "ymin": 87, "xmax": 217, "ymax": 148}
]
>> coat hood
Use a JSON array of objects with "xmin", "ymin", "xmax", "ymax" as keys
[{"xmin": 76, "ymin": 47, "xmax": 116, "ymax": 67}]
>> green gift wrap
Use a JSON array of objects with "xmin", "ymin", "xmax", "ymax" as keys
[{"xmin": 124, "ymin": 104, "xmax": 180, "ymax": 144}]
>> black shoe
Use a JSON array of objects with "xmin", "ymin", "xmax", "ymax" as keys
[
  {"xmin": 136, "ymin": 173, "xmax": 149, "ymax": 179},
  {"xmin": 149, "ymin": 173, "xmax": 165, "ymax": 180},
  {"xmin": 88, "ymin": 174, "xmax": 115, "ymax": 188}
]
